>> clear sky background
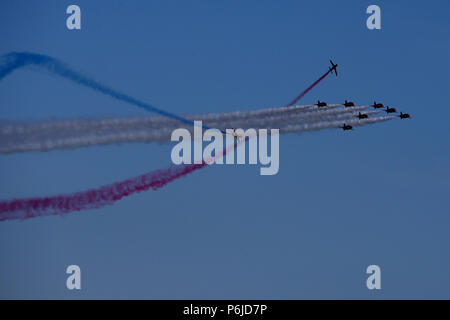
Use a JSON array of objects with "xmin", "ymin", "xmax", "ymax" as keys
[{"xmin": 0, "ymin": 0, "xmax": 449, "ymax": 299}]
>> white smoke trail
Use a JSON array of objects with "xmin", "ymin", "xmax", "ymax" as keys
[
  {"xmin": 0, "ymin": 113, "xmax": 394, "ymax": 154},
  {"xmin": 280, "ymin": 116, "xmax": 395, "ymax": 134},
  {"xmin": 209, "ymin": 107, "xmax": 378, "ymax": 130},
  {"xmin": 0, "ymin": 106, "xmax": 375, "ymax": 148},
  {"xmin": 0, "ymin": 104, "xmax": 367, "ymax": 136}
]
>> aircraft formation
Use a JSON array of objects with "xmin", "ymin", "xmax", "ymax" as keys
[{"xmin": 321, "ymin": 60, "xmax": 411, "ymax": 131}]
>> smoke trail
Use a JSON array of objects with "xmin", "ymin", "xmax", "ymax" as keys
[
  {"xmin": 0, "ymin": 103, "xmax": 341, "ymax": 136},
  {"xmin": 0, "ymin": 136, "xmax": 244, "ymax": 222},
  {"xmin": 285, "ymin": 69, "xmax": 331, "ymax": 107},
  {"xmin": 0, "ymin": 52, "xmax": 341, "ymax": 133},
  {"xmin": 0, "ymin": 52, "xmax": 218, "ymax": 132},
  {"xmin": 0, "ymin": 51, "xmax": 329, "ymax": 221},
  {"xmin": 0, "ymin": 108, "xmax": 381, "ymax": 154},
  {"xmin": 0, "ymin": 51, "xmax": 392, "ymax": 222},
  {"xmin": 0, "ymin": 104, "xmax": 361, "ymax": 139},
  {"xmin": 209, "ymin": 106, "xmax": 374, "ymax": 130},
  {"xmin": 280, "ymin": 115, "xmax": 395, "ymax": 134},
  {"xmin": 0, "ymin": 116, "xmax": 394, "ymax": 221},
  {"xmin": 0, "ymin": 163, "xmax": 205, "ymax": 221}
]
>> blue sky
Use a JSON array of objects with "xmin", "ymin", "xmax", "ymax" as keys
[{"xmin": 0, "ymin": 0, "xmax": 449, "ymax": 299}]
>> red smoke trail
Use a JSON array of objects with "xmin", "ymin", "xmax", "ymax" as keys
[
  {"xmin": 285, "ymin": 69, "xmax": 331, "ymax": 107},
  {"xmin": 0, "ymin": 137, "xmax": 244, "ymax": 222},
  {"xmin": 0, "ymin": 163, "xmax": 206, "ymax": 221}
]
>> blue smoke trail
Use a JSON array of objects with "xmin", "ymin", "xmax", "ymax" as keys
[{"xmin": 0, "ymin": 51, "xmax": 219, "ymax": 132}]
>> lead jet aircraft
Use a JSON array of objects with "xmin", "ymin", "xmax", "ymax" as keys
[{"xmin": 329, "ymin": 60, "xmax": 338, "ymax": 76}]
